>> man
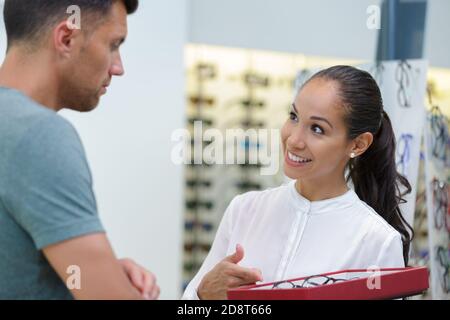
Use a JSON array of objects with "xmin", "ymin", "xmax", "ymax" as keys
[{"xmin": 0, "ymin": 0, "xmax": 159, "ymax": 299}]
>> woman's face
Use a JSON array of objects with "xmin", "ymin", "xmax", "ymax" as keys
[{"xmin": 281, "ymin": 77, "xmax": 353, "ymax": 181}]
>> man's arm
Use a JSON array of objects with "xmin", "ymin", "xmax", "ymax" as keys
[
  {"xmin": 6, "ymin": 116, "xmax": 159, "ymax": 299},
  {"xmin": 43, "ymin": 233, "xmax": 143, "ymax": 300}
]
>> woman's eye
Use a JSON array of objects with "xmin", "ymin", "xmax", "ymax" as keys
[
  {"xmin": 289, "ymin": 112, "xmax": 298, "ymax": 122},
  {"xmin": 311, "ymin": 124, "xmax": 324, "ymax": 134}
]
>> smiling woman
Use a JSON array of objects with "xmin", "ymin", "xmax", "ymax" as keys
[
  {"xmin": 283, "ymin": 66, "xmax": 413, "ymax": 263},
  {"xmin": 182, "ymin": 65, "xmax": 413, "ymax": 300}
]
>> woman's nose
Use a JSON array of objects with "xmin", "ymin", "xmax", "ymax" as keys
[{"xmin": 287, "ymin": 127, "xmax": 306, "ymax": 150}]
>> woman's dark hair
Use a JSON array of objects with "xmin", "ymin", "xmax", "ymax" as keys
[
  {"xmin": 306, "ymin": 65, "xmax": 414, "ymax": 266},
  {"xmin": 4, "ymin": 0, "xmax": 139, "ymax": 49}
]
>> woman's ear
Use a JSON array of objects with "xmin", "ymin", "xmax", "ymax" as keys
[{"xmin": 350, "ymin": 132, "xmax": 374, "ymax": 157}]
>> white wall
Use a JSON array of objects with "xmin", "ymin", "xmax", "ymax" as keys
[
  {"xmin": 189, "ymin": 0, "xmax": 381, "ymax": 60},
  {"xmin": 0, "ymin": 0, "xmax": 187, "ymax": 299},
  {"xmin": 189, "ymin": 0, "xmax": 450, "ymax": 68}
]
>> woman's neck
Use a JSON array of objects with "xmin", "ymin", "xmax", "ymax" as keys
[{"xmin": 295, "ymin": 176, "xmax": 349, "ymax": 202}]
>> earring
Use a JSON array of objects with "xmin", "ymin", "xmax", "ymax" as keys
[{"xmin": 350, "ymin": 152, "xmax": 356, "ymax": 158}]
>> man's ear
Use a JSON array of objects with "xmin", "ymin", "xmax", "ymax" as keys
[
  {"xmin": 52, "ymin": 21, "xmax": 83, "ymax": 57},
  {"xmin": 350, "ymin": 132, "xmax": 374, "ymax": 157}
]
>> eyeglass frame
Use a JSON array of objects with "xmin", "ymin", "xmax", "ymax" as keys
[
  {"xmin": 396, "ymin": 133, "xmax": 413, "ymax": 177},
  {"xmin": 271, "ymin": 274, "xmax": 352, "ymax": 289},
  {"xmin": 396, "ymin": 60, "xmax": 412, "ymax": 108},
  {"xmin": 431, "ymin": 178, "xmax": 449, "ymax": 232},
  {"xmin": 428, "ymin": 106, "xmax": 449, "ymax": 164},
  {"xmin": 436, "ymin": 246, "xmax": 450, "ymax": 293}
]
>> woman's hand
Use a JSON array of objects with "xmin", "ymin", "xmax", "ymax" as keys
[{"xmin": 197, "ymin": 244, "xmax": 263, "ymax": 300}]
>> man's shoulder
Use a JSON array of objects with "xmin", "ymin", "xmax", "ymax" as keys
[
  {"xmin": 0, "ymin": 88, "xmax": 84, "ymax": 179},
  {"xmin": 0, "ymin": 87, "xmax": 77, "ymax": 142}
]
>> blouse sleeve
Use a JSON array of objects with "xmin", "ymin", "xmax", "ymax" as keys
[{"xmin": 375, "ymin": 232, "xmax": 405, "ymax": 268}]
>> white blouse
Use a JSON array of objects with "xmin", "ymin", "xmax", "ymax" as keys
[{"xmin": 182, "ymin": 180, "xmax": 405, "ymax": 299}]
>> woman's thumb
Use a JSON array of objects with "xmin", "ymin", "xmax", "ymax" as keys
[{"xmin": 224, "ymin": 244, "xmax": 244, "ymax": 264}]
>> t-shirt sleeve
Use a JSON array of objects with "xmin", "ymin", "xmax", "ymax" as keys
[{"xmin": 4, "ymin": 115, "xmax": 104, "ymax": 250}]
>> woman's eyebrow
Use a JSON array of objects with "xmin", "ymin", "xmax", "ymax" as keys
[
  {"xmin": 292, "ymin": 103, "xmax": 334, "ymax": 129},
  {"xmin": 310, "ymin": 116, "xmax": 334, "ymax": 129}
]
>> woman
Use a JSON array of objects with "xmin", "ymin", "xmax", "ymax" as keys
[{"xmin": 182, "ymin": 65, "xmax": 413, "ymax": 300}]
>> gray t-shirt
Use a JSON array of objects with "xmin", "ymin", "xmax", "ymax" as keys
[{"xmin": 0, "ymin": 87, "xmax": 104, "ymax": 299}]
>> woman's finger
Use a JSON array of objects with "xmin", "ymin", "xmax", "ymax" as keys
[{"xmin": 225, "ymin": 264, "xmax": 263, "ymax": 283}]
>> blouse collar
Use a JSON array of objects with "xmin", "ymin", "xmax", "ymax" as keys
[{"xmin": 288, "ymin": 180, "xmax": 359, "ymax": 214}]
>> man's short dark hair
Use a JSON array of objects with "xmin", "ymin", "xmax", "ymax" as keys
[{"xmin": 3, "ymin": 0, "xmax": 139, "ymax": 49}]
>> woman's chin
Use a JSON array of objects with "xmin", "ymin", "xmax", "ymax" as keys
[{"xmin": 283, "ymin": 168, "xmax": 308, "ymax": 180}]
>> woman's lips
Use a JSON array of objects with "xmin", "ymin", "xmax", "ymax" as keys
[{"xmin": 285, "ymin": 151, "xmax": 312, "ymax": 167}]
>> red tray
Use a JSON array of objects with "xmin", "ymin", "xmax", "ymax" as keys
[{"xmin": 227, "ymin": 267, "xmax": 429, "ymax": 300}]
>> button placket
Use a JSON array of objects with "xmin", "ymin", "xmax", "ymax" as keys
[
  {"xmin": 281, "ymin": 204, "xmax": 310, "ymax": 280},
  {"xmin": 274, "ymin": 209, "xmax": 301, "ymax": 280},
  {"xmin": 274, "ymin": 204, "xmax": 310, "ymax": 280}
]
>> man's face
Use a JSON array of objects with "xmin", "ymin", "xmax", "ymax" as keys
[{"xmin": 60, "ymin": 2, "xmax": 128, "ymax": 112}]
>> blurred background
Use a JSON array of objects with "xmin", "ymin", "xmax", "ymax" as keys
[{"xmin": 0, "ymin": 0, "xmax": 449, "ymax": 299}]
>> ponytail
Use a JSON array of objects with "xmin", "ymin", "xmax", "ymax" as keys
[
  {"xmin": 309, "ymin": 66, "xmax": 414, "ymax": 266},
  {"xmin": 348, "ymin": 111, "xmax": 413, "ymax": 266}
]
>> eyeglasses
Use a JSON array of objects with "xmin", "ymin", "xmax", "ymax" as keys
[
  {"xmin": 236, "ymin": 181, "xmax": 262, "ymax": 191},
  {"xmin": 240, "ymin": 99, "xmax": 266, "ymax": 109},
  {"xmin": 436, "ymin": 246, "xmax": 450, "ymax": 293},
  {"xmin": 184, "ymin": 220, "xmax": 214, "ymax": 232},
  {"xmin": 238, "ymin": 163, "xmax": 263, "ymax": 170},
  {"xmin": 189, "ymin": 95, "xmax": 215, "ymax": 107},
  {"xmin": 186, "ymin": 179, "xmax": 212, "ymax": 188},
  {"xmin": 240, "ymin": 120, "xmax": 265, "ymax": 128},
  {"xmin": 428, "ymin": 106, "xmax": 450, "ymax": 164},
  {"xmin": 431, "ymin": 178, "xmax": 449, "ymax": 233},
  {"xmin": 183, "ymin": 261, "xmax": 203, "ymax": 273},
  {"xmin": 196, "ymin": 63, "xmax": 217, "ymax": 80},
  {"xmin": 410, "ymin": 248, "xmax": 429, "ymax": 267},
  {"xmin": 244, "ymin": 73, "xmax": 270, "ymax": 87},
  {"xmin": 189, "ymin": 139, "xmax": 214, "ymax": 148},
  {"xmin": 414, "ymin": 190, "xmax": 428, "ymax": 234},
  {"xmin": 185, "ymin": 200, "xmax": 214, "ymax": 210},
  {"xmin": 223, "ymin": 118, "xmax": 266, "ymax": 130},
  {"xmin": 396, "ymin": 133, "xmax": 413, "ymax": 177},
  {"xmin": 272, "ymin": 275, "xmax": 351, "ymax": 289},
  {"xmin": 240, "ymin": 138, "xmax": 262, "ymax": 151},
  {"xmin": 396, "ymin": 60, "xmax": 412, "ymax": 108},
  {"xmin": 186, "ymin": 162, "xmax": 214, "ymax": 168},
  {"xmin": 188, "ymin": 117, "xmax": 214, "ymax": 127},
  {"xmin": 226, "ymin": 98, "xmax": 267, "ymax": 113},
  {"xmin": 184, "ymin": 242, "xmax": 212, "ymax": 253}
]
